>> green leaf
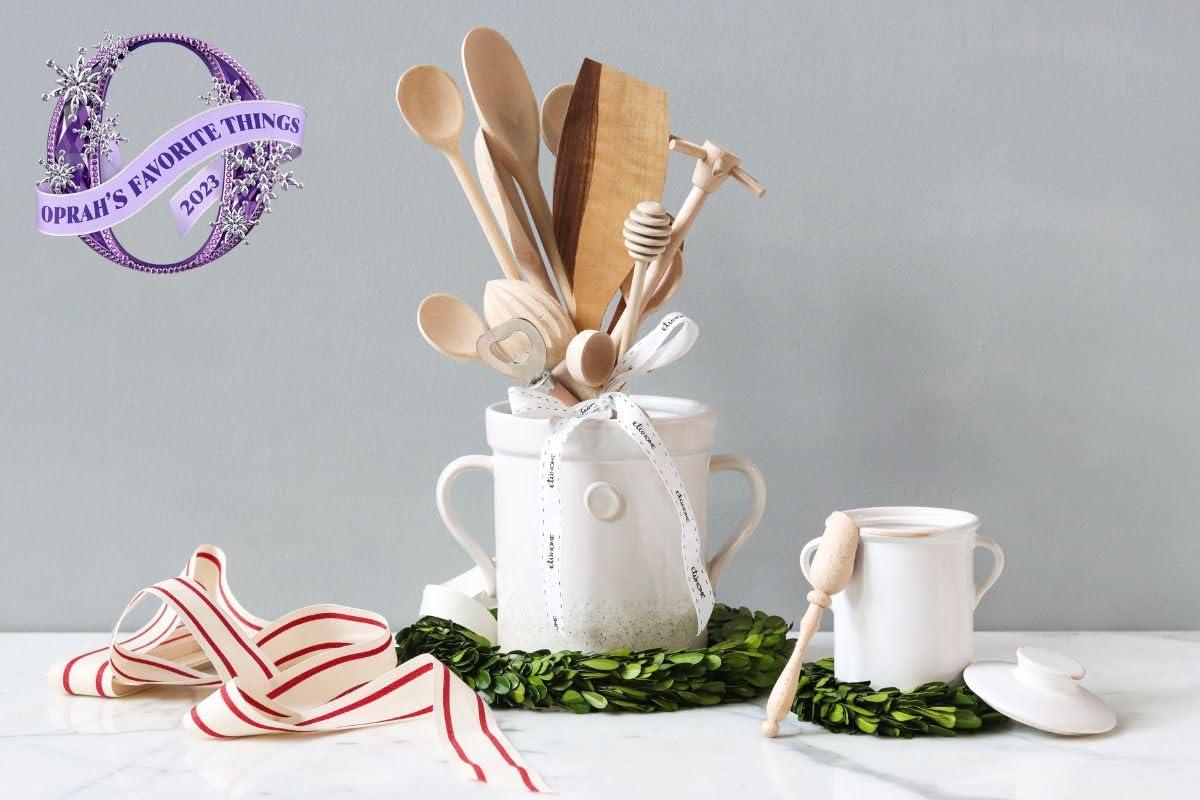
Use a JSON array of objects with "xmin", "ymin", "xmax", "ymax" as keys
[
  {"xmin": 580, "ymin": 658, "xmax": 621, "ymax": 671},
  {"xmin": 667, "ymin": 652, "xmax": 705, "ymax": 665},
  {"xmin": 581, "ymin": 691, "xmax": 608, "ymax": 709},
  {"xmin": 854, "ymin": 716, "xmax": 879, "ymax": 734},
  {"xmin": 560, "ymin": 690, "xmax": 590, "ymax": 714}
]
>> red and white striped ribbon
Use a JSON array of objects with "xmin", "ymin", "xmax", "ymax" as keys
[{"xmin": 49, "ymin": 545, "xmax": 548, "ymax": 793}]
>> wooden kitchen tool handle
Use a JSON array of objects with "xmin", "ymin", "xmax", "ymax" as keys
[
  {"xmin": 762, "ymin": 511, "xmax": 860, "ymax": 737},
  {"xmin": 445, "ymin": 150, "xmax": 522, "ymax": 281}
]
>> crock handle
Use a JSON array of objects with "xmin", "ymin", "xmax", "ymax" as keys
[
  {"xmin": 435, "ymin": 455, "xmax": 497, "ymax": 597},
  {"xmin": 799, "ymin": 536, "xmax": 822, "ymax": 584},
  {"xmin": 973, "ymin": 534, "xmax": 1005, "ymax": 609},
  {"xmin": 706, "ymin": 455, "xmax": 767, "ymax": 588}
]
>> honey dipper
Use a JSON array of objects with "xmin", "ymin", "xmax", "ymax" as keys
[
  {"xmin": 762, "ymin": 511, "xmax": 861, "ymax": 737},
  {"xmin": 618, "ymin": 201, "xmax": 672, "ymax": 357}
]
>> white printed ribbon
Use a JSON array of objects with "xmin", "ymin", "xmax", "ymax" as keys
[
  {"xmin": 50, "ymin": 545, "xmax": 548, "ymax": 793},
  {"xmin": 507, "ymin": 313, "xmax": 713, "ymax": 636}
]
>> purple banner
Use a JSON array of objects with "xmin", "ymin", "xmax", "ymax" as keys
[
  {"xmin": 36, "ymin": 100, "xmax": 305, "ymax": 237},
  {"xmin": 170, "ymin": 158, "xmax": 225, "ymax": 237}
]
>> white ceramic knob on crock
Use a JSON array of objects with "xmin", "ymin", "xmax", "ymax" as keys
[
  {"xmin": 964, "ymin": 647, "xmax": 1117, "ymax": 735},
  {"xmin": 584, "ymin": 482, "xmax": 624, "ymax": 521}
]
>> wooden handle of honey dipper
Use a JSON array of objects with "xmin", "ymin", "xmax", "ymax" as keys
[{"xmin": 762, "ymin": 511, "xmax": 860, "ymax": 737}]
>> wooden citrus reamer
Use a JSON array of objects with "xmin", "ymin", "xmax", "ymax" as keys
[
  {"xmin": 762, "ymin": 511, "xmax": 861, "ymax": 738},
  {"xmin": 611, "ymin": 137, "xmax": 765, "ymax": 343}
]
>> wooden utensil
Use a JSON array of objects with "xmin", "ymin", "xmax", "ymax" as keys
[
  {"xmin": 563, "ymin": 330, "xmax": 617, "ymax": 387},
  {"xmin": 540, "ymin": 83, "xmax": 573, "ymax": 157},
  {"xmin": 609, "ymin": 248, "xmax": 684, "ymax": 338},
  {"xmin": 552, "ymin": 59, "xmax": 669, "ymax": 331},
  {"xmin": 461, "ymin": 28, "xmax": 574, "ymax": 312},
  {"xmin": 618, "ymin": 201, "xmax": 672, "ymax": 357},
  {"xmin": 476, "ymin": 318, "xmax": 579, "ymax": 405},
  {"xmin": 417, "ymin": 293, "xmax": 488, "ymax": 362},
  {"xmin": 544, "ymin": 82, "xmax": 694, "ymax": 158},
  {"xmin": 610, "ymin": 137, "xmax": 764, "ymax": 337},
  {"xmin": 395, "ymin": 66, "xmax": 520, "ymax": 281},
  {"xmin": 473, "ymin": 128, "xmax": 556, "ymax": 296},
  {"xmin": 482, "ymin": 279, "xmax": 575, "ymax": 369},
  {"xmin": 762, "ymin": 511, "xmax": 861, "ymax": 738}
]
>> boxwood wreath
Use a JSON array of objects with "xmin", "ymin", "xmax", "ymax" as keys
[{"xmin": 394, "ymin": 604, "xmax": 1007, "ymax": 737}]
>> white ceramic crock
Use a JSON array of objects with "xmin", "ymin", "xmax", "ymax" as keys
[
  {"xmin": 437, "ymin": 396, "xmax": 766, "ymax": 653},
  {"xmin": 800, "ymin": 506, "xmax": 1004, "ymax": 690}
]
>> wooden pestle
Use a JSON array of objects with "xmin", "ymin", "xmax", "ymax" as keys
[{"xmin": 762, "ymin": 511, "xmax": 861, "ymax": 737}]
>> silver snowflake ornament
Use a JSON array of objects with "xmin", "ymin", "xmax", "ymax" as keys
[
  {"xmin": 199, "ymin": 76, "xmax": 241, "ymax": 106},
  {"xmin": 93, "ymin": 31, "xmax": 129, "ymax": 71},
  {"xmin": 41, "ymin": 47, "xmax": 108, "ymax": 118},
  {"xmin": 74, "ymin": 113, "xmax": 127, "ymax": 161},
  {"xmin": 37, "ymin": 150, "xmax": 84, "ymax": 193},
  {"xmin": 211, "ymin": 199, "xmax": 256, "ymax": 245},
  {"xmin": 228, "ymin": 141, "xmax": 303, "ymax": 212}
]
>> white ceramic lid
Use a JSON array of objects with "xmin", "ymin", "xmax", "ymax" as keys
[{"xmin": 964, "ymin": 647, "xmax": 1116, "ymax": 736}]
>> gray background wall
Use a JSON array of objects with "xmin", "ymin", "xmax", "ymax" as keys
[{"xmin": 3, "ymin": 1, "xmax": 1197, "ymax": 631}]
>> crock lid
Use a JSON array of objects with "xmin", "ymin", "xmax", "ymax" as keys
[
  {"xmin": 485, "ymin": 395, "xmax": 716, "ymax": 459},
  {"xmin": 964, "ymin": 647, "xmax": 1116, "ymax": 736}
]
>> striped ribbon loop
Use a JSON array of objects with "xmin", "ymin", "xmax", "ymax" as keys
[{"xmin": 49, "ymin": 545, "xmax": 548, "ymax": 792}]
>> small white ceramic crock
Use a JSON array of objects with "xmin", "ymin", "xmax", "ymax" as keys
[
  {"xmin": 801, "ymin": 506, "xmax": 1004, "ymax": 690},
  {"xmin": 437, "ymin": 396, "xmax": 765, "ymax": 653}
]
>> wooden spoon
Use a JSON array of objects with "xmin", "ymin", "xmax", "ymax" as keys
[
  {"xmin": 540, "ymin": 83, "xmax": 574, "ymax": 157},
  {"xmin": 417, "ymin": 293, "xmax": 487, "ymax": 362},
  {"xmin": 563, "ymin": 330, "xmax": 617, "ymax": 387},
  {"xmin": 461, "ymin": 28, "xmax": 574, "ymax": 312},
  {"xmin": 473, "ymin": 128, "xmax": 556, "ymax": 297},
  {"xmin": 395, "ymin": 66, "xmax": 520, "ymax": 282},
  {"xmin": 762, "ymin": 512, "xmax": 861, "ymax": 738}
]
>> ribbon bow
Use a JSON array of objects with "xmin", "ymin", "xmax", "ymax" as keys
[{"xmin": 507, "ymin": 313, "xmax": 713, "ymax": 635}]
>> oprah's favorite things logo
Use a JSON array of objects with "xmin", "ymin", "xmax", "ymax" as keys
[{"xmin": 35, "ymin": 32, "xmax": 307, "ymax": 273}]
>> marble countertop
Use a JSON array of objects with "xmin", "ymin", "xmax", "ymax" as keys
[{"xmin": 4, "ymin": 631, "xmax": 1197, "ymax": 799}]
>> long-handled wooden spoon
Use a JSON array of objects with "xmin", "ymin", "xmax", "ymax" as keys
[
  {"xmin": 395, "ymin": 66, "xmax": 520, "ymax": 282},
  {"xmin": 474, "ymin": 128, "xmax": 556, "ymax": 296},
  {"xmin": 762, "ymin": 511, "xmax": 861, "ymax": 737},
  {"xmin": 461, "ymin": 28, "xmax": 574, "ymax": 312},
  {"xmin": 417, "ymin": 293, "xmax": 488, "ymax": 362}
]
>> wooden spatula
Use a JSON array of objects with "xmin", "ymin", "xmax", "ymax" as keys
[{"xmin": 553, "ymin": 59, "xmax": 668, "ymax": 331}]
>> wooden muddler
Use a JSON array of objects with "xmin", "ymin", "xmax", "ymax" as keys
[{"xmin": 761, "ymin": 511, "xmax": 861, "ymax": 737}]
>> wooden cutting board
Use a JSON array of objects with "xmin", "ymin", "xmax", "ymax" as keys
[{"xmin": 553, "ymin": 59, "xmax": 668, "ymax": 331}]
